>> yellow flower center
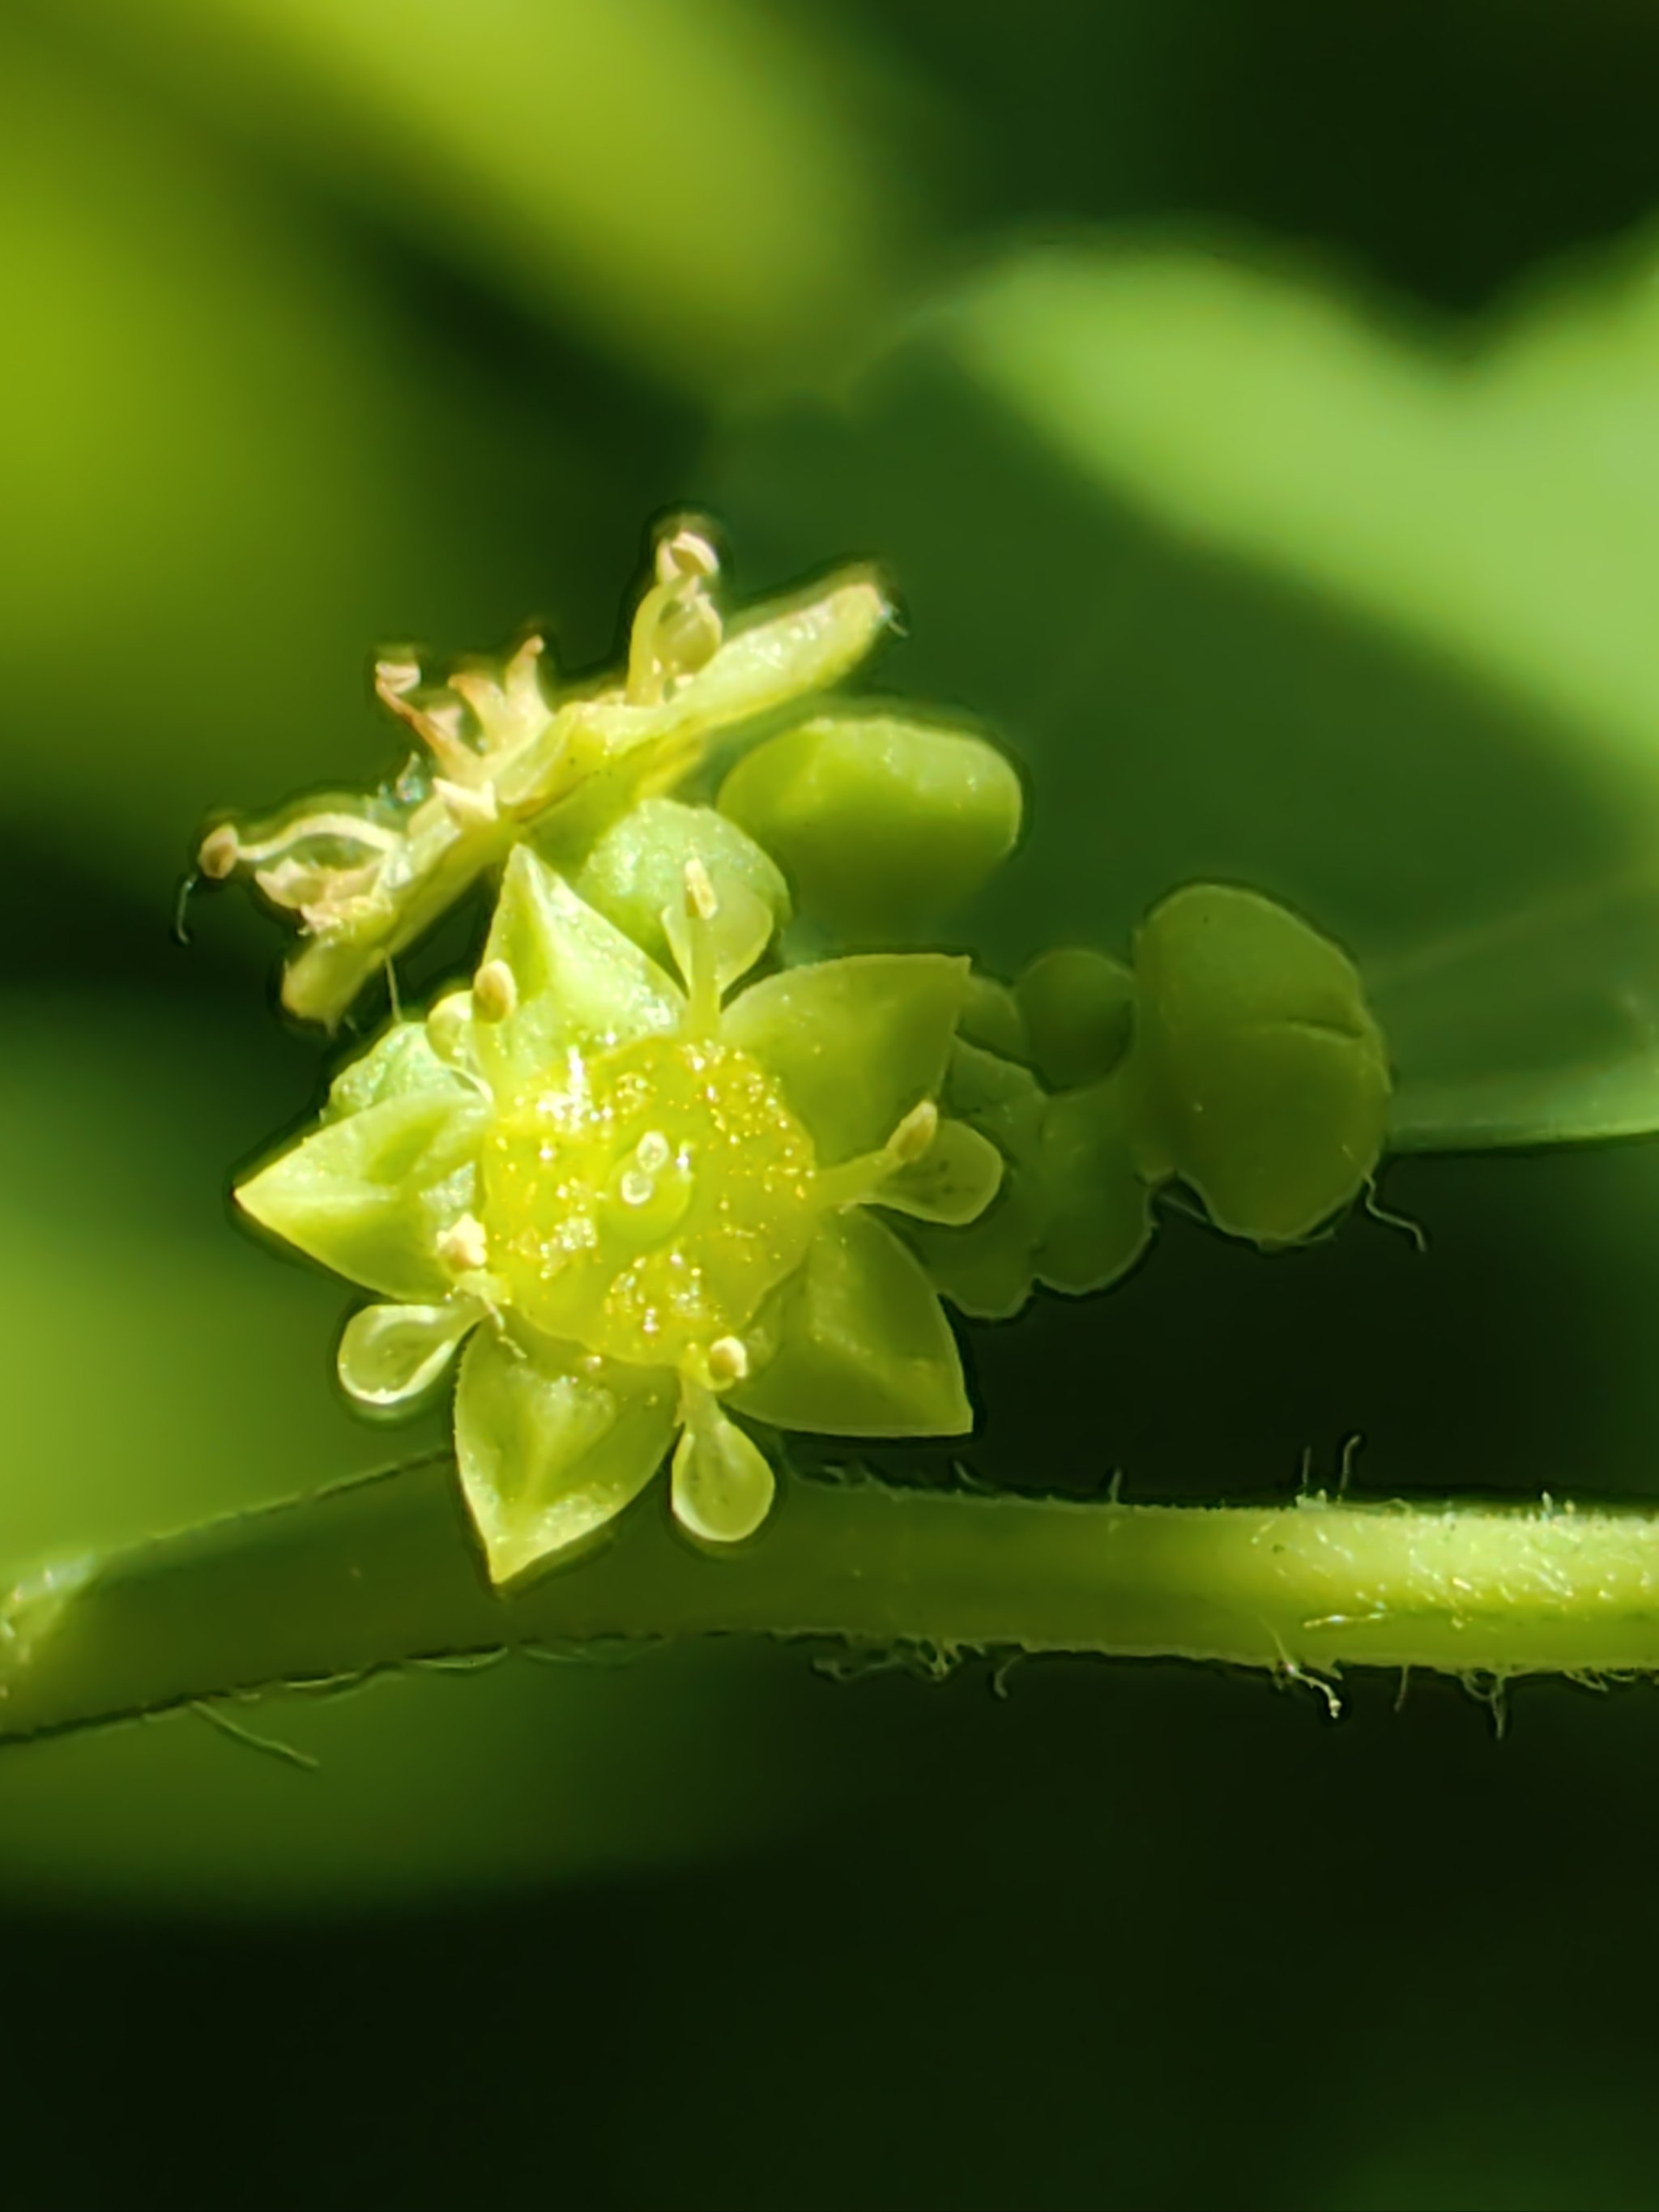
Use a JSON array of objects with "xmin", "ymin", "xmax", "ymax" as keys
[{"xmin": 483, "ymin": 1034, "xmax": 819, "ymax": 1369}]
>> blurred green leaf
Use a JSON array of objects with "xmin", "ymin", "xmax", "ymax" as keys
[
  {"xmin": 942, "ymin": 241, "xmax": 1659, "ymax": 771},
  {"xmin": 1371, "ymin": 864, "xmax": 1659, "ymax": 1149},
  {"xmin": 39, "ymin": 0, "xmax": 935, "ymax": 394},
  {"xmin": 0, "ymin": 17, "xmax": 671, "ymax": 909},
  {"xmin": 712, "ymin": 236, "xmax": 1659, "ymax": 1149}
]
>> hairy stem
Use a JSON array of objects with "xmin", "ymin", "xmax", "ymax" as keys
[{"xmin": 3, "ymin": 1466, "xmax": 1657, "ymax": 1740}]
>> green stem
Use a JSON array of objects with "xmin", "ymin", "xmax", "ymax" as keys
[{"xmin": 3, "ymin": 1466, "xmax": 1658, "ymax": 1740}]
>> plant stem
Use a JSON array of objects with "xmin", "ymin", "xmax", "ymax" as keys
[{"xmin": 4, "ymin": 1465, "xmax": 1658, "ymax": 1739}]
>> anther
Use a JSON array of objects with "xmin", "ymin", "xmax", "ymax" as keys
[
  {"xmin": 472, "ymin": 960, "xmax": 518, "ymax": 1022},
  {"xmin": 706, "ymin": 1335, "xmax": 749, "ymax": 1387},
  {"xmin": 436, "ymin": 1213, "xmax": 489, "ymax": 1273},
  {"xmin": 426, "ymin": 991, "xmax": 474, "ymax": 1065},
  {"xmin": 888, "ymin": 1100, "xmax": 940, "ymax": 1166},
  {"xmin": 637, "ymin": 1130, "xmax": 671, "ymax": 1173},
  {"xmin": 198, "ymin": 824, "xmax": 241, "ymax": 879},
  {"xmin": 684, "ymin": 856, "xmax": 719, "ymax": 922},
  {"xmin": 656, "ymin": 526, "xmax": 719, "ymax": 586},
  {"xmin": 373, "ymin": 657, "xmax": 422, "ymax": 701}
]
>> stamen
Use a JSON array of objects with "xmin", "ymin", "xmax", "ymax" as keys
[
  {"xmin": 198, "ymin": 824, "xmax": 241, "ymax": 879},
  {"xmin": 627, "ymin": 526, "xmax": 724, "ymax": 703},
  {"xmin": 706, "ymin": 1335, "xmax": 749, "ymax": 1387},
  {"xmin": 656, "ymin": 526, "xmax": 719, "ymax": 586},
  {"xmin": 444, "ymin": 668, "xmax": 493, "ymax": 714},
  {"xmin": 636, "ymin": 1129, "xmax": 671, "ymax": 1173},
  {"xmin": 510, "ymin": 628, "xmax": 548, "ymax": 685},
  {"xmin": 254, "ymin": 856, "xmax": 382, "ymax": 919},
  {"xmin": 679, "ymin": 858, "xmax": 722, "ymax": 1036},
  {"xmin": 374, "ymin": 657, "xmax": 421, "ymax": 700},
  {"xmin": 427, "ymin": 991, "xmax": 475, "ymax": 1063},
  {"xmin": 209, "ymin": 812, "xmax": 400, "ymax": 872},
  {"xmin": 625, "ymin": 597, "xmax": 666, "ymax": 704},
  {"xmin": 888, "ymin": 1100, "xmax": 940, "ymax": 1166},
  {"xmin": 433, "ymin": 776, "xmax": 499, "ymax": 828},
  {"xmin": 812, "ymin": 1097, "xmax": 943, "ymax": 1212},
  {"xmin": 375, "ymin": 658, "xmax": 480, "ymax": 782},
  {"xmin": 505, "ymin": 634, "xmax": 546, "ymax": 707},
  {"xmin": 684, "ymin": 856, "xmax": 719, "ymax": 922},
  {"xmin": 472, "ymin": 959, "xmax": 518, "ymax": 1023},
  {"xmin": 436, "ymin": 1213, "xmax": 489, "ymax": 1274},
  {"xmin": 655, "ymin": 592, "xmax": 723, "ymax": 681}
]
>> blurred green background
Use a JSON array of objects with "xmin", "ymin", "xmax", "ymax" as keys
[{"xmin": 7, "ymin": 4, "xmax": 1659, "ymax": 2206}]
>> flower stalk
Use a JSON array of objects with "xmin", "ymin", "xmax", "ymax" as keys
[{"xmin": 3, "ymin": 1472, "xmax": 1657, "ymax": 1744}]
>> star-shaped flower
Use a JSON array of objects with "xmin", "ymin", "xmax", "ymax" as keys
[{"xmin": 237, "ymin": 842, "xmax": 1003, "ymax": 1583}]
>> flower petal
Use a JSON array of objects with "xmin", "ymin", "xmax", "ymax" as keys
[
  {"xmin": 671, "ymin": 1404, "xmax": 776, "ymax": 1545},
  {"xmin": 1034, "ymin": 1079, "xmax": 1154, "ymax": 1294},
  {"xmin": 1015, "ymin": 947, "xmax": 1137, "ymax": 1090},
  {"xmin": 337, "ymin": 1299, "xmax": 480, "ymax": 1409},
  {"xmin": 454, "ymin": 1327, "xmax": 678, "ymax": 1585},
  {"xmin": 732, "ymin": 1210, "xmax": 971, "ymax": 1436},
  {"xmin": 873, "ymin": 1116, "xmax": 1004, "ymax": 1225},
  {"xmin": 902, "ymin": 1038, "xmax": 1049, "ymax": 1319},
  {"xmin": 1131, "ymin": 883, "xmax": 1391, "ymax": 1243},
  {"xmin": 905, "ymin": 1185, "xmax": 1047, "ymax": 1322},
  {"xmin": 474, "ymin": 846, "xmax": 681, "ymax": 1093},
  {"xmin": 569, "ymin": 797, "xmax": 789, "ymax": 979},
  {"xmin": 236, "ymin": 1091, "xmax": 489, "ymax": 1302},
  {"xmin": 905, "ymin": 1055, "xmax": 1154, "ymax": 1315},
  {"xmin": 722, "ymin": 953, "xmax": 970, "ymax": 1164},
  {"xmin": 662, "ymin": 872, "xmax": 776, "ymax": 999},
  {"xmin": 326, "ymin": 1019, "xmax": 474, "ymax": 1119}
]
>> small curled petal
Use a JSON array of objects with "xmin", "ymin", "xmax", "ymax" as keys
[
  {"xmin": 671, "ymin": 1397, "xmax": 774, "ymax": 1545},
  {"xmin": 337, "ymin": 1300, "xmax": 480, "ymax": 1409}
]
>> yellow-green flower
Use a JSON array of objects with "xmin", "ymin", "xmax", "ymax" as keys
[
  {"xmin": 237, "ymin": 843, "xmax": 1002, "ymax": 1583},
  {"xmin": 201, "ymin": 523, "xmax": 891, "ymax": 1029}
]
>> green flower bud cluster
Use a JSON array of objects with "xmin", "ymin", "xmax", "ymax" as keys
[
  {"xmin": 210, "ymin": 520, "xmax": 1391, "ymax": 1588},
  {"xmin": 906, "ymin": 887, "xmax": 1393, "ymax": 1319}
]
